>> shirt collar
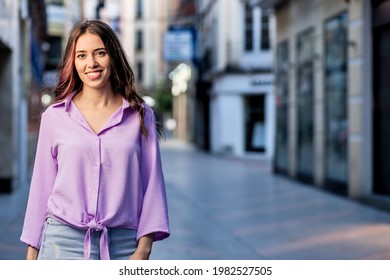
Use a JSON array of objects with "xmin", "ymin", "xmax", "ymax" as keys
[
  {"xmin": 52, "ymin": 92, "xmax": 131, "ymax": 112},
  {"xmin": 121, "ymin": 97, "xmax": 130, "ymax": 109},
  {"xmin": 52, "ymin": 91, "xmax": 78, "ymax": 112}
]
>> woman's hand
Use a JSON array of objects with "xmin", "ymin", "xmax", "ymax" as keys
[
  {"xmin": 129, "ymin": 249, "xmax": 151, "ymax": 260},
  {"xmin": 26, "ymin": 245, "xmax": 39, "ymax": 260},
  {"xmin": 128, "ymin": 233, "xmax": 154, "ymax": 260}
]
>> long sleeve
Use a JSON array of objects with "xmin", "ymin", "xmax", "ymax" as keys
[
  {"xmin": 20, "ymin": 109, "xmax": 58, "ymax": 248},
  {"xmin": 136, "ymin": 107, "xmax": 170, "ymax": 241}
]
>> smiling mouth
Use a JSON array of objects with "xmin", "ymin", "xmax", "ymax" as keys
[{"xmin": 86, "ymin": 71, "xmax": 102, "ymax": 79}]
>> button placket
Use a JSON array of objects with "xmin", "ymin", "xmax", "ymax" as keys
[{"xmin": 91, "ymin": 136, "xmax": 101, "ymax": 200}]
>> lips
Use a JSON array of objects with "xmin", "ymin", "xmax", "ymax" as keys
[{"xmin": 86, "ymin": 70, "xmax": 103, "ymax": 79}]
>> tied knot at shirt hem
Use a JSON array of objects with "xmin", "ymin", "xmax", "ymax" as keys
[
  {"xmin": 87, "ymin": 220, "xmax": 105, "ymax": 231},
  {"xmin": 83, "ymin": 221, "xmax": 110, "ymax": 260}
]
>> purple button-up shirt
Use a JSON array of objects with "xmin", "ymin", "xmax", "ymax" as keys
[{"xmin": 20, "ymin": 92, "xmax": 170, "ymax": 259}]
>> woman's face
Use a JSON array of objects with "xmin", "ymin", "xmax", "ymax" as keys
[{"xmin": 74, "ymin": 32, "xmax": 112, "ymax": 92}]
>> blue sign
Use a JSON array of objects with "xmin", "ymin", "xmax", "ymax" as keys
[{"xmin": 164, "ymin": 29, "xmax": 194, "ymax": 62}]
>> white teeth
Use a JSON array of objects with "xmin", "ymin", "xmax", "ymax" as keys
[{"xmin": 86, "ymin": 71, "xmax": 101, "ymax": 78}]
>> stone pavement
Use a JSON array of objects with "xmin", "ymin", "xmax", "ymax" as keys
[{"xmin": 1, "ymin": 139, "xmax": 390, "ymax": 260}]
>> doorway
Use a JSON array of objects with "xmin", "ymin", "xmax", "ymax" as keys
[{"xmin": 244, "ymin": 95, "xmax": 266, "ymax": 152}]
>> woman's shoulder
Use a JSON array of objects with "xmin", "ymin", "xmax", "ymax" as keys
[
  {"xmin": 42, "ymin": 91, "xmax": 76, "ymax": 116},
  {"xmin": 142, "ymin": 102, "xmax": 153, "ymax": 113},
  {"xmin": 40, "ymin": 101, "xmax": 67, "ymax": 122},
  {"xmin": 42, "ymin": 104, "xmax": 60, "ymax": 116},
  {"xmin": 141, "ymin": 103, "xmax": 156, "ymax": 123}
]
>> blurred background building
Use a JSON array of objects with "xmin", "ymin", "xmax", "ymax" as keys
[
  {"xmin": 0, "ymin": 0, "xmax": 48, "ymax": 193},
  {"xmin": 42, "ymin": 0, "xmax": 82, "ymax": 88},
  {"xmin": 254, "ymin": 0, "xmax": 390, "ymax": 211},
  {"xmin": 0, "ymin": 0, "xmax": 25, "ymax": 193},
  {"xmin": 195, "ymin": 0, "xmax": 275, "ymax": 159},
  {"xmin": 120, "ymin": 0, "xmax": 188, "ymax": 140}
]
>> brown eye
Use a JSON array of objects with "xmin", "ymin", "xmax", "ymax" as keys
[{"xmin": 96, "ymin": 51, "xmax": 106, "ymax": 57}]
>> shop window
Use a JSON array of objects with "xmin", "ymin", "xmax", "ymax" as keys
[
  {"xmin": 296, "ymin": 28, "xmax": 314, "ymax": 183},
  {"xmin": 136, "ymin": 0, "xmax": 143, "ymax": 19},
  {"xmin": 45, "ymin": 36, "xmax": 62, "ymax": 70},
  {"xmin": 373, "ymin": 2, "xmax": 390, "ymax": 195},
  {"xmin": 275, "ymin": 40, "xmax": 289, "ymax": 173},
  {"xmin": 244, "ymin": 3, "xmax": 253, "ymax": 51},
  {"xmin": 137, "ymin": 61, "xmax": 143, "ymax": 82},
  {"xmin": 260, "ymin": 9, "xmax": 271, "ymax": 50},
  {"xmin": 46, "ymin": 0, "xmax": 63, "ymax": 5},
  {"xmin": 136, "ymin": 30, "xmax": 143, "ymax": 52},
  {"xmin": 324, "ymin": 12, "xmax": 348, "ymax": 193}
]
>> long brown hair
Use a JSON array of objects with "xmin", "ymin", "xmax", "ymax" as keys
[{"xmin": 52, "ymin": 19, "xmax": 148, "ymax": 137}]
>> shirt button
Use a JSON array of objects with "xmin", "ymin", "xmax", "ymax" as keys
[
  {"xmin": 92, "ymin": 190, "xmax": 97, "ymax": 194},
  {"xmin": 94, "ymin": 161, "xmax": 99, "ymax": 166},
  {"xmin": 95, "ymin": 137, "xmax": 99, "ymax": 141}
]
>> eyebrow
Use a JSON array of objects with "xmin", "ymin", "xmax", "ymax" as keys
[{"xmin": 76, "ymin": 47, "xmax": 106, "ymax": 53}]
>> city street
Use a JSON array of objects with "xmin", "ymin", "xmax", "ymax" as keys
[{"xmin": 1, "ymin": 139, "xmax": 390, "ymax": 260}]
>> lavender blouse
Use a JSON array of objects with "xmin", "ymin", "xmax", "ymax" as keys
[{"xmin": 20, "ymin": 92, "xmax": 170, "ymax": 259}]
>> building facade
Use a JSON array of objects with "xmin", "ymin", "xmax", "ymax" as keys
[
  {"xmin": 120, "ymin": 0, "xmax": 176, "ymax": 94},
  {"xmin": 196, "ymin": 0, "xmax": 275, "ymax": 158},
  {"xmin": 0, "ymin": 0, "xmax": 48, "ymax": 193},
  {"xmin": 165, "ymin": 0, "xmax": 196, "ymax": 141},
  {"xmin": 257, "ymin": 0, "xmax": 390, "ymax": 209},
  {"xmin": 119, "ymin": 0, "xmax": 188, "ymax": 138},
  {"xmin": 0, "ymin": 0, "xmax": 25, "ymax": 193},
  {"xmin": 42, "ymin": 0, "xmax": 82, "ymax": 89}
]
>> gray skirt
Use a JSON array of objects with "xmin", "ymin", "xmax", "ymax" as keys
[{"xmin": 37, "ymin": 218, "xmax": 137, "ymax": 260}]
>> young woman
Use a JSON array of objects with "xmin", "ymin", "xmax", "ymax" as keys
[{"xmin": 20, "ymin": 19, "xmax": 170, "ymax": 260}]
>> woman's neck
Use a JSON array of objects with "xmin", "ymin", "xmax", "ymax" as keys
[{"xmin": 75, "ymin": 87, "xmax": 120, "ymax": 108}]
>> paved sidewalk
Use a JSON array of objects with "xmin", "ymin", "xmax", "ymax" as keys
[
  {"xmin": 1, "ymin": 139, "xmax": 390, "ymax": 260},
  {"xmin": 151, "ymin": 140, "xmax": 390, "ymax": 260}
]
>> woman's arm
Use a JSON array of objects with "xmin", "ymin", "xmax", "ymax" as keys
[
  {"xmin": 136, "ymin": 107, "xmax": 170, "ymax": 243},
  {"xmin": 21, "ymin": 109, "xmax": 58, "ymax": 249},
  {"xmin": 26, "ymin": 245, "xmax": 39, "ymax": 260},
  {"xmin": 129, "ymin": 233, "xmax": 154, "ymax": 260}
]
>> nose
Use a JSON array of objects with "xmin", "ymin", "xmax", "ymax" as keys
[{"xmin": 87, "ymin": 56, "xmax": 98, "ymax": 68}]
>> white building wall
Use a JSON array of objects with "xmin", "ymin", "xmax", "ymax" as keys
[
  {"xmin": 216, "ymin": 2, "xmax": 227, "ymax": 72},
  {"xmin": 210, "ymin": 73, "xmax": 274, "ymax": 158},
  {"xmin": 210, "ymin": 94, "xmax": 244, "ymax": 155}
]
